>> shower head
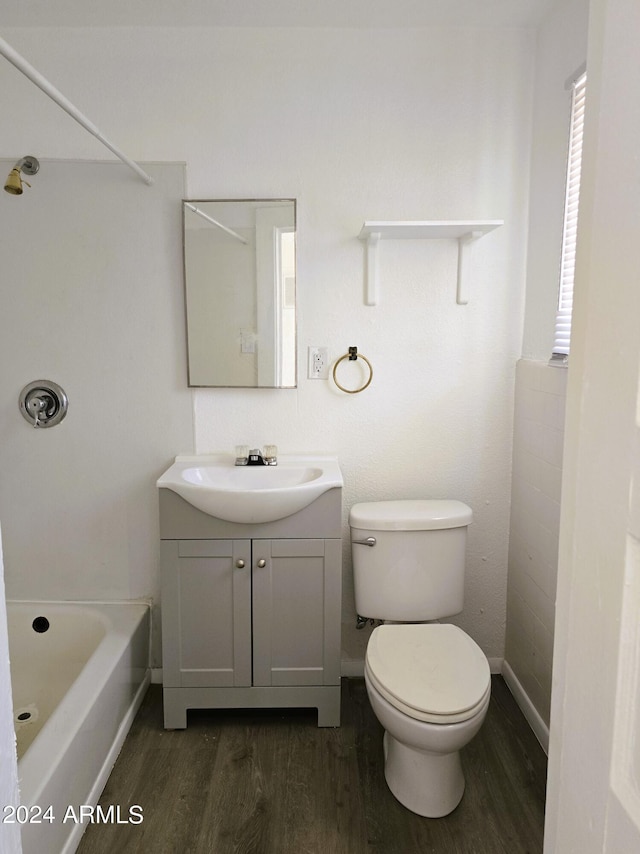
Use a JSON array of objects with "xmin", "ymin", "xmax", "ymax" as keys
[
  {"xmin": 4, "ymin": 155, "xmax": 39, "ymax": 195},
  {"xmin": 4, "ymin": 168, "xmax": 22, "ymax": 194}
]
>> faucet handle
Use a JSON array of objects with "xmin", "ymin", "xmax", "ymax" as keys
[
  {"xmin": 27, "ymin": 394, "xmax": 47, "ymax": 428},
  {"xmin": 234, "ymin": 445, "xmax": 249, "ymax": 466},
  {"xmin": 263, "ymin": 444, "xmax": 278, "ymax": 465}
]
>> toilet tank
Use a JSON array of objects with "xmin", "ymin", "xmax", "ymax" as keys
[{"xmin": 349, "ymin": 499, "xmax": 473, "ymax": 622}]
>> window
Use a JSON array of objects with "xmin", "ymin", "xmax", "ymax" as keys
[{"xmin": 551, "ymin": 70, "xmax": 587, "ymax": 364}]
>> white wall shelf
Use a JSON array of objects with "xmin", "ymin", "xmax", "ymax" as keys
[{"xmin": 358, "ymin": 220, "xmax": 503, "ymax": 305}]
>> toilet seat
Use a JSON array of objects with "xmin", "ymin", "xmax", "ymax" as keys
[{"xmin": 365, "ymin": 624, "xmax": 491, "ymax": 724}]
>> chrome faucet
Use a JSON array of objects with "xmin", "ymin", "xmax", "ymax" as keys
[
  {"xmin": 235, "ymin": 445, "xmax": 278, "ymax": 466},
  {"xmin": 247, "ymin": 448, "xmax": 266, "ymax": 466}
]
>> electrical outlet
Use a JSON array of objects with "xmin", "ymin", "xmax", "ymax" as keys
[{"xmin": 308, "ymin": 346, "xmax": 329, "ymax": 379}]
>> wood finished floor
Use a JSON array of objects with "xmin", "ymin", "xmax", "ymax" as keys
[{"xmin": 78, "ymin": 676, "xmax": 546, "ymax": 854}]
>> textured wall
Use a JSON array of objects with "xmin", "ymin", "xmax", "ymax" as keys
[
  {"xmin": 506, "ymin": 360, "xmax": 566, "ymax": 727},
  {"xmin": 0, "ymin": 25, "xmax": 534, "ymax": 668},
  {"xmin": 183, "ymin": 27, "xmax": 535, "ymax": 666}
]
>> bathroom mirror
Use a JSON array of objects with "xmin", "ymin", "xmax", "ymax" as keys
[{"xmin": 183, "ymin": 199, "xmax": 296, "ymax": 387}]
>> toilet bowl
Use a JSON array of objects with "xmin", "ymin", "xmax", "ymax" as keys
[{"xmin": 364, "ymin": 623, "xmax": 491, "ymax": 817}]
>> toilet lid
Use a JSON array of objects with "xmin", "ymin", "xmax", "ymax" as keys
[
  {"xmin": 349, "ymin": 499, "xmax": 472, "ymax": 531},
  {"xmin": 366, "ymin": 624, "xmax": 491, "ymax": 724}
]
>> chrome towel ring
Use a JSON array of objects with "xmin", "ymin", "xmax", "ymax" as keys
[{"xmin": 332, "ymin": 347, "xmax": 373, "ymax": 394}]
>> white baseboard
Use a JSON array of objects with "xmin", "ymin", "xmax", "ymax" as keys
[{"xmin": 502, "ymin": 660, "xmax": 549, "ymax": 754}]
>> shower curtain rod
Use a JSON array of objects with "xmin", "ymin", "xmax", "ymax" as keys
[
  {"xmin": 185, "ymin": 203, "xmax": 249, "ymax": 244},
  {"xmin": 0, "ymin": 35, "xmax": 153, "ymax": 186}
]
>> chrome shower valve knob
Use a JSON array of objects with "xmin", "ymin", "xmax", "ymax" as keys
[{"xmin": 19, "ymin": 380, "xmax": 68, "ymax": 428}]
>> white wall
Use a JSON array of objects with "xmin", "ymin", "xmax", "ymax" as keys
[
  {"xmin": 504, "ymin": 0, "xmax": 589, "ymax": 740},
  {"xmin": 0, "ymin": 26, "xmax": 534, "ymax": 668},
  {"xmin": 505, "ymin": 360, "xmax": 566, "ymax": 741},
  {"xmin": 186, "ymin": 27, "xmax": 533, "ymax": 666},
  {"xmin": 0, "ymin": 161, "xmax": 194, "ymax": 663}
]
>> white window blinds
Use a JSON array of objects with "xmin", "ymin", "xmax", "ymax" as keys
[{"xmin": 551, "ymin": 71, "xmax": 587, "ymax": 363}]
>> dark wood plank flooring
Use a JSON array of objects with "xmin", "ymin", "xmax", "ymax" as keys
[{"xmin": 78, "ymin": 676, "xmax": 546, "ymax": 854}]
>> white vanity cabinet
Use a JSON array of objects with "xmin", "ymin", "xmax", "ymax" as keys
[{"xmin": 159, "ymin": 488, "xmax": 342, "ymax": 727}]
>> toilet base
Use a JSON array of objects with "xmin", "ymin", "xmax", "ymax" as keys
[{"xmin": 383, "ymin": 731, "xmax": 465, "ymax": 817}]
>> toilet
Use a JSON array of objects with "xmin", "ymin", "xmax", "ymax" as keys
[{"xmin": 350, "ymin": 499, "xmax": 491, "ymax": 818}]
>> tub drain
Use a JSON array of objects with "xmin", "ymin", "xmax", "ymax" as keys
[{"xmin": 15, "ymin": 704, "xmax": 39, "ymax": 731}]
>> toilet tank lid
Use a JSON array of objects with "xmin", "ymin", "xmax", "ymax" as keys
[{"xmin": 349, "ymin": 499, "xmax": 472, "ymax": 531}]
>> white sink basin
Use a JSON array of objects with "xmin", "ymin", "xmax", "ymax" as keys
[{"xmin": 157, "ymin": 454, "xmax": 343, "ymax": 523}]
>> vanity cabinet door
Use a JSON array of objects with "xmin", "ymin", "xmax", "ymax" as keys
[
  {"xmin": 161, "ymin": 539, "xmax": 252, "ymax": 688},
  {"xmin": 251, "ymin": 538, "xmax": 341, "ymax": 687}
]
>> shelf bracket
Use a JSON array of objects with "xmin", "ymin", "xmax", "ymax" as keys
[
  {"xmin": 456, "ymin": 230, "xmax": 484, "ymax": 305},
  {"xmin": 363, "ymin": 231, "xmax": 380, "ymax": 306}
]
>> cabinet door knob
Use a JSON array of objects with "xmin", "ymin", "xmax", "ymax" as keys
[
  {"xmin": 235, "ymin": 559, "xmax": 245, "ymax": 569},
  {"xmin": 257, "ymin": 558, "xmax": 267, "ymax": 568}
]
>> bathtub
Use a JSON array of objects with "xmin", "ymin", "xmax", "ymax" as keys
[{"xmin": 7, "ymin": 601, "xmax": 150, "ymax": 854}]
